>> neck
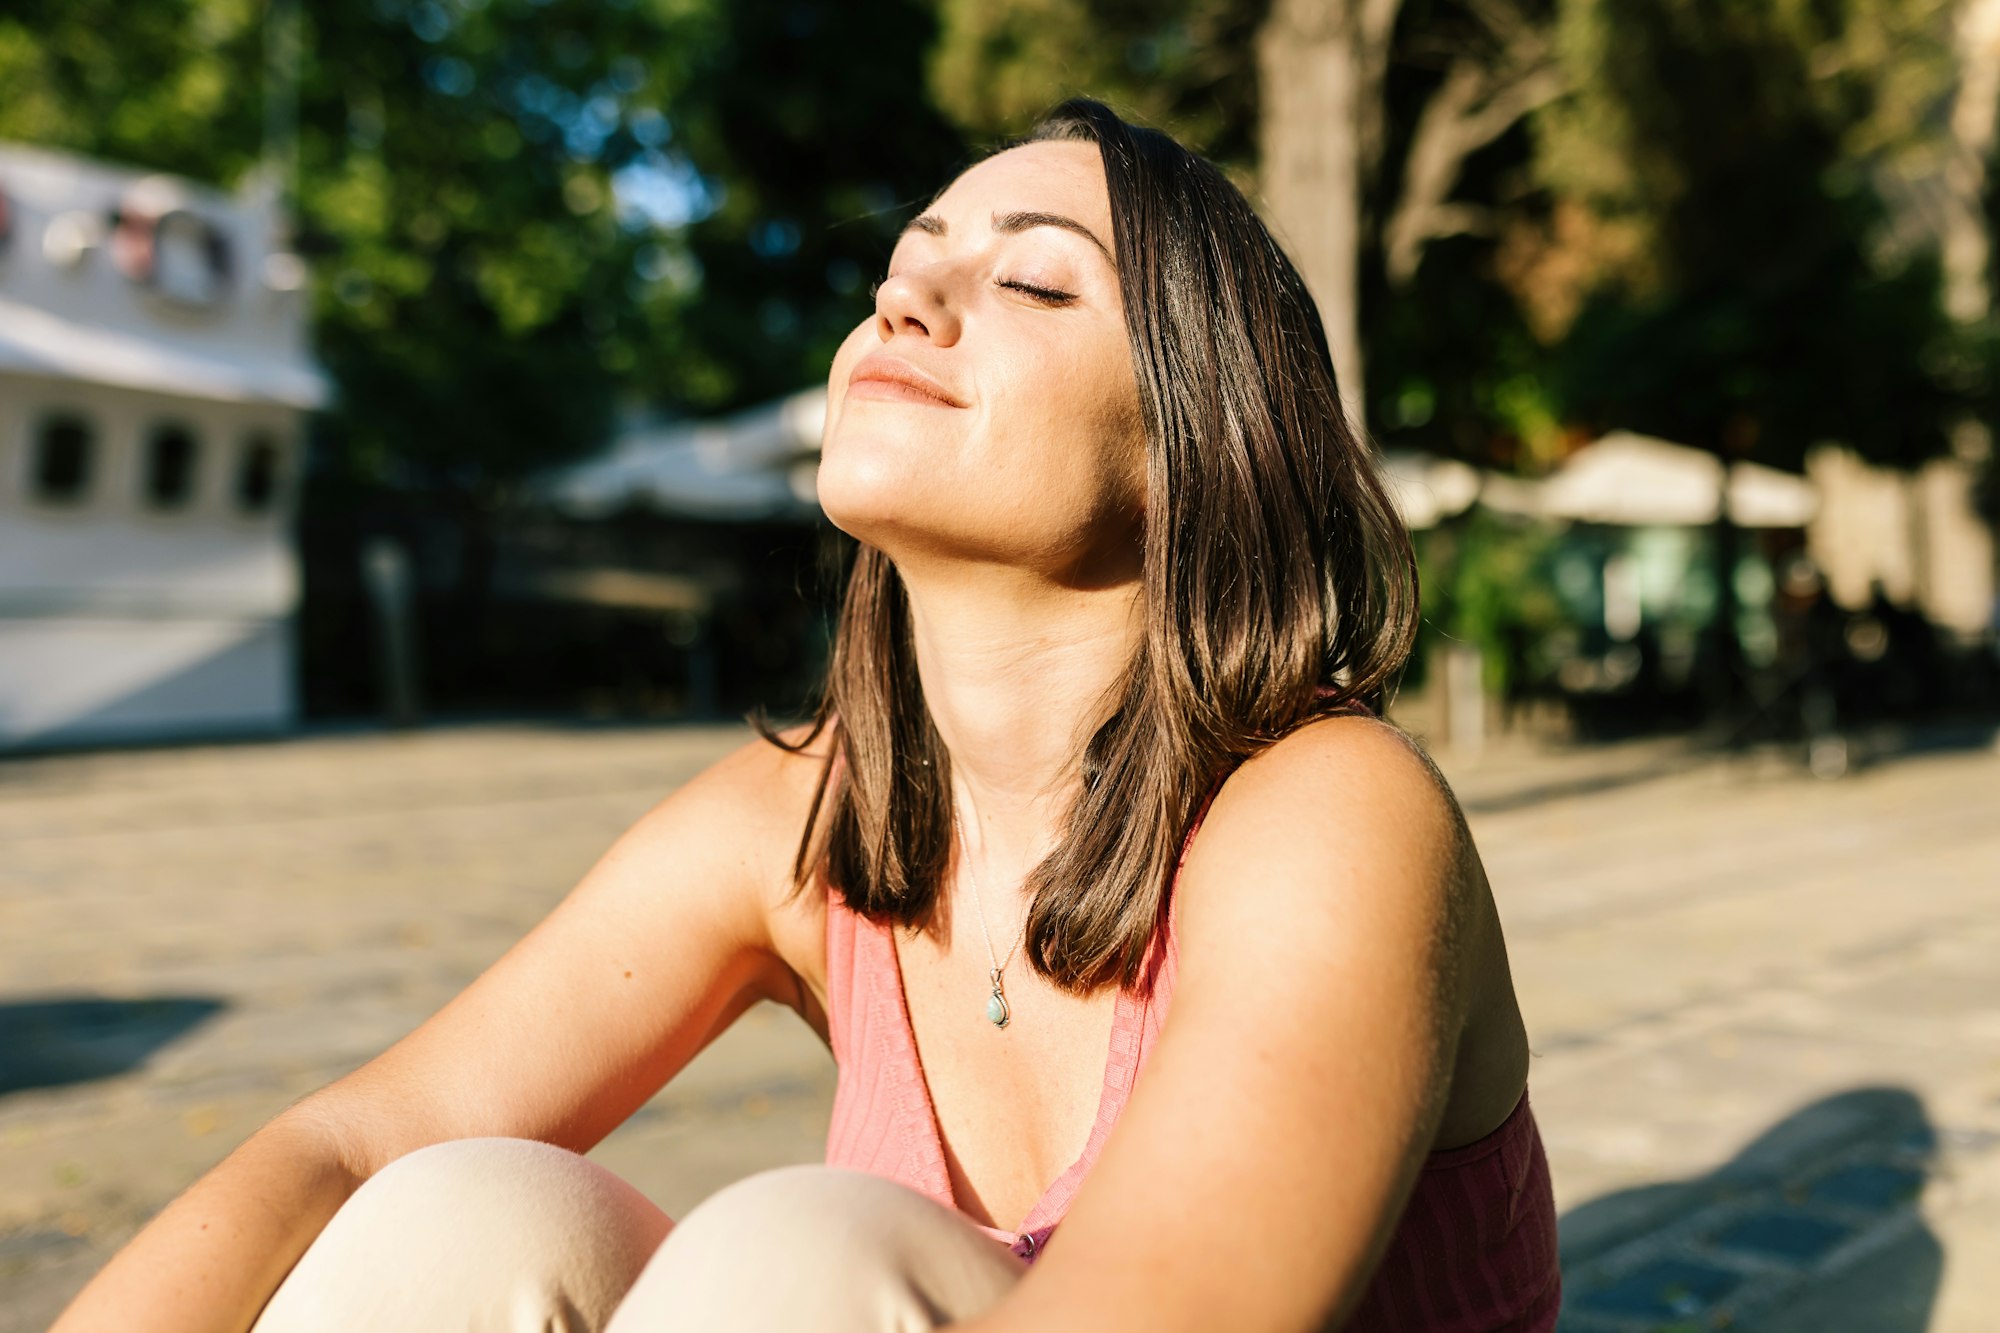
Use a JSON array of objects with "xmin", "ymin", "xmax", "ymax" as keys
[{"xmin": 899, "ymin": 558, "xmax": 1142, "ymax": 901}]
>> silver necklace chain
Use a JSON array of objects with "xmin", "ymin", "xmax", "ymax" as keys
[{"xmin": 953, "ymin": 805, "xmax": 1027, "ymax": 1027}]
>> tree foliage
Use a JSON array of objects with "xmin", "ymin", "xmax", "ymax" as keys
[
  {"xmin": 1533, "ymin": 0, "xmax": 1991, "ymax": 471},
  {"xmin": 3, "ymin": 0, "xmax": 1989, "ymax": 489},
  {"xmin": 0, "ymin": 0, "xmax": 969, "ymax": 493},
  {"xmin": 924, "ymin": 0, "xmax": 1264, "ymax": 171}
]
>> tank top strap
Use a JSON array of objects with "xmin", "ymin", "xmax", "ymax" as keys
[
  {"xmin": 822, "ymin": 876, "xmax": 862, "ymax": 1071},
  {"xmin": 1312, "ymin": 683, "xmax": 1376, "ymax": 715}
]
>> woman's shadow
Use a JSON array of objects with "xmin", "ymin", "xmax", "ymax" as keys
[
  {"xmin": 1557, "ymin": 1086, "xmax": 1946, "ymax": 1332},
  {"xmin": 0, "ymin": 995, "xmax": 225, "ymax": 1095}
]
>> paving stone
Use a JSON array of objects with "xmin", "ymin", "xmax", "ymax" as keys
[
  {"xmin": 4, "ymin": 719, "xmax": 1998, "ymax": 1331},
  {"xmin": 1745, "ymin": 1210, "xmax": 1947, "ymax": 1333},
  {"xmin": 1705, "ymin": 1208, "xmax": 1854, "ymax": 1265},
  {"xmin": 1804, "ymin": 1162, "xmax": 1928, "ymax": 1214},
  {"xmin": 1567, "ymin": 1255, "xmax": 1748, "ymax": 1321}
]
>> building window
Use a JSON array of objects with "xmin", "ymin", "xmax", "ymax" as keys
[
  {"xmin": 143, "ymin": 422, "xmax": 200, "ymax": 509},
  {"xmin": 236, "ymin": 432, "xmax": 282, "ymax": 514},
  {"xmin": 31, "ymin": 413, "xmax": 95, "ymax": 504}
]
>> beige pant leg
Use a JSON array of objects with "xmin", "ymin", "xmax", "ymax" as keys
[
  {"xmin": 250, "ymin": 1137, "xmax": 672, "ymax": 1333},
  {"xmin": 605, "ymin": 1163, "xmax": 1026, "ymax": 1332}
]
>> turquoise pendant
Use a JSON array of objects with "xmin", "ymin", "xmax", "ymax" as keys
[{"xmin": 986, "ymin": 975, "xmax": 1010, "ymax": 1027}]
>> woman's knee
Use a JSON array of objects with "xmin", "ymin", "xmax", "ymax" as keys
[
  {"xmin": 607, "ymin": 1164, "xmax": 1022, "ymax": 1332},
  {"xmin": 334, "ymin": 1136, "xmax": 672, "ymax": 1257},
  {"xmin": 252, "ymin": 1137, "xmax": 672, "ymax": 1333},
  {"xmin": 670, "ymin": 1163, "xmax": 916, "ymax": 1246}
]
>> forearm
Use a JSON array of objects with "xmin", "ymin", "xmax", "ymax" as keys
[{"xmin": 50, "ymin": 1111, "xmax": 365, "ymax": 1333}]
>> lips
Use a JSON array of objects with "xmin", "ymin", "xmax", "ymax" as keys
[{"xmin": 848, "ymin": 354, "xmax": 967, "ymax": 408}]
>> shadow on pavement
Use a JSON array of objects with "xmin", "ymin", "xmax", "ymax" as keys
[
  {"xmin": 1457, "ymin": 752, "xmax": 1708, "ymax": 815},
  {"xmin": 1456, "ymin": 715, "xmax": 1999, "ymax": 817},
  {"xmin": 1838, "ymin": 719, "xmax": 2000, "ymax": 774},
  {"xmin": 1558, "ymin": 1086, "xmax": 1943, "ymax": 1332},
  {"xmin": 0, "ymin": 995, "xmax": 226, "ymax": 1096}
]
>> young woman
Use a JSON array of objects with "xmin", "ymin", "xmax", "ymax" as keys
[{"xmin": 52, "ymin": 98, "xmax": 1559, "ymax": 1333}]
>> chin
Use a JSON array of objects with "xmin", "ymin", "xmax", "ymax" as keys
[
  {"xmin": 815, "ymin": 444, "xmax": 930, "ymax": 547},
  {"xmin": 818, "ymin": 463, "xmax": 1021, "ymax": 569},
  {"xmin": 819, "ymin": 402, "xmax": 951, "ymax": 510}
]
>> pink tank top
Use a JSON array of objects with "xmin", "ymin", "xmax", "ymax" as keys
[{"xmin": 821, "ymin": 706, "xmax": 1562, "ymax": 1330}]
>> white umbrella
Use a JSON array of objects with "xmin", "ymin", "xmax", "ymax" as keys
[
  {"xmin": 1726, "ymin": 458, "xmax": 1820, "ymax": 528},
  {"xmin": 534, "ymin": 386, "xmax": 826, "ymax": 521},
  {"xmin": 1377, "ymin": 450, "xmax": 1482, "ymax": 529},
  {"xmin": 1491, "ymin": 430, "xmax": 1817, "ymax": 528}
]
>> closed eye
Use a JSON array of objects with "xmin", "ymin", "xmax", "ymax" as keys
[
  {"xmin": 998, "ymin": 278, "xmax": 1076, "ymax": 305},
  {"xmin": 864, "ymin": 276, "xmax": 1077, "ymax": 306}
]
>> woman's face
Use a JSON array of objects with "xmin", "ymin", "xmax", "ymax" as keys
[{"xmin": 818, "ymin": 140, "xmax": 1146, "ymax": 586}]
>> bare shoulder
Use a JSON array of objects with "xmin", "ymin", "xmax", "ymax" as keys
[
  {"xmin": 667, "ymin": 719, "xmax": 837, "ymax": 838},
  {"xmin": 1174, "ymin": 710, "xmax": 1485, "ymax": 1023},
  {"xmin": 274, "ymin": 718, "xmax": 844, "ymax": 1169},
  {"xmin": 1257, "ymin": 710, "xmax": 1460, "ymax": 806},
  {"xmin": 571, "ymin": 720, "xmax": 830, "ymax": 971},
  {"xmin": 1201, "ymin": 711, "xmax": 1474, "ymax": 892},
  {"xmin": 655, "ymin": 718, "xmax": 839, "ymax": 1007},
  {"xmin": 653, "ymin": 718, "xmax": 836, "ymax": 894},
  {"xmin": 1175, "ymin": 710, "xmax": 1525, "ymax": 1145}
]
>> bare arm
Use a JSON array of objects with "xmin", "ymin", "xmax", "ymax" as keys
[
  {"xmin": 49, "ymin": 728, "xmax": 825, "ymax": 1333},
  {"xmin": 47, "ymin": 1109, "xmax": 365, "ymax": 1333}
]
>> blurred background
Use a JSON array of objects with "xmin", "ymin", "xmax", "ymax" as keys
[{"xmin": 1, "ymin": 1, "xmax": 1997, "ymax": 1330}]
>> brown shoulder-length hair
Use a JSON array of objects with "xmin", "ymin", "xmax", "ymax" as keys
[{"xmin": 756, "ymin": 96, "xmax": 1418, "ymax": 995}]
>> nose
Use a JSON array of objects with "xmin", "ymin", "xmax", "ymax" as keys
[{"xmin": 872, "ymin": 264, "xmax": 962, "ymax": 346}]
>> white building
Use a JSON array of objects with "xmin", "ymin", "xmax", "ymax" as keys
[{"xmin": 0, "ymin": 143, "xmax": 329, "ymax": 751}]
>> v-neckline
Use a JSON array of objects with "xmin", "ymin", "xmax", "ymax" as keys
[{"xmin": 881, "ymin": 913, "xmax": 1140, "ymax": 1237}]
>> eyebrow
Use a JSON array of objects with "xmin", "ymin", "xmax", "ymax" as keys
[{"xmin": 899, "ymin": 209, "xmax": 1116, "ymax": 270}]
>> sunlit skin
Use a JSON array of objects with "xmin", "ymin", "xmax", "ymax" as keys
[
  {"xmin": 808, "ymin": 150, "xmax": 1172, "ymax": 1249},
  {"xmin": 819, "ymin": 140, "xmax": 1153, "ymax": 909},
  {"xmin": 821, "ymin": 140, "xmax": 1146, "ymax": 587}
]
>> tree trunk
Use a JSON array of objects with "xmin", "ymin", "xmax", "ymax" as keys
[
  {"xmin": 1382, "ymin": 5, "xmax": 1566, "ymax": 288},
  {"xmin": 1255, "ymin": 0, "xmax": 1404, "ymax": 440},
  {"xmin": 1706, "ymin": 499, "xmax": 1744, "ymax": 732},
  {"xmin": 1945, "ymin": 0, "xmax": 2000, "ymax": 322},
  {"xmin": 1944, "ymin": 0, "xmax": 2000, "ymax": 640}
]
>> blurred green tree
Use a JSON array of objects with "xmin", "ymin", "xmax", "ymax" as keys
[
  {"xmin": 0, "ymin": 0, "xmax": 969, "ymax": 494},
  {"xmin": 0, "ymin": 0, "xmax": 979, "ymax": 716},
  {"xmin": 922, "ymin": 0, "xmax": 1570, "ymax": 453},
  {"xmin": 1412, "ymin": 507, "xmax": 1570, "ymax": 696},
  {"xmin": 1534, "ymin": 0, "xmax": 1985, "ymax": 475},
  {"xmin": 920, "ymin": 0, "xmax": 1585, "ymax": 706},
  {"xmin": 655, "ymin": 0, "xmax": 970, "ymax": 419},
  {"xmin": 1528, "ymin": 0, "xmax": 1998, "ymax": 708},
  {"xmin": 3, "ymin": 0, "xmax": 663, "ymax": 490},
  {"xmin": 925, "ymin": 0, "xmax": 1264, "ymax": 171}
]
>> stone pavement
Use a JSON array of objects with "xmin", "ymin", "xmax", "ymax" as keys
[{"xmin": 1, "ymin": 714, "xmax": 1996, "ymax": 1331}]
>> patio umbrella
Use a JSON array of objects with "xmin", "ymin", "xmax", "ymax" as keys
[{"xmin": 1478, "ymin": 430, "xmax": 1817, "ymax": 528}]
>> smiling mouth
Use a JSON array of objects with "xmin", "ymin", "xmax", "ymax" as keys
[{"xmin": 846, "ymin": 377, "xmax": 965, "ymax": 408}]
